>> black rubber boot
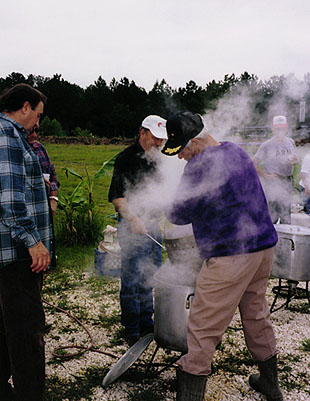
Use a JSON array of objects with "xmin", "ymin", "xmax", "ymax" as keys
[
  {"xmin": 176, "ymin": 368, "xmax": 207, "ymax": 401},
  {"xmin": 249, "ymin": 355, "xmax": 283, "ymax": 401}
]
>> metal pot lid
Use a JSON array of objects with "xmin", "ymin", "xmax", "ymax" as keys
[
  {"xmin": 274, "ymin": 224, "xmax": 310, "ymax": 236},
  {"xmin": 102, "ymin": 333, "xmax": 154, "ymax": 388}
]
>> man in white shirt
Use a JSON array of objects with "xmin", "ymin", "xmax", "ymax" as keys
[{"xmin": 253, "ymin": 115, "xmax": 299, "ymax": 223}]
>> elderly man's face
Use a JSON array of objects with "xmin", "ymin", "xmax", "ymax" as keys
[
  {"xmin": 178, "ymin": 141, "xmax": 195, "ymax": 161},
  {"xmin": 139, "ymin": 128, "xmax": 164, "ymax": 152}
]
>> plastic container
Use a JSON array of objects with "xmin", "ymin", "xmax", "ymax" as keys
[{"xmin": 94, "ymin": 242, "xmax": 121, "ymax": 277}]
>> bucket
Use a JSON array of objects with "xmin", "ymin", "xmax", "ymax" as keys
[{"xmin": 94, "ymin": 241, "xmax": 121, "ymax": 277}]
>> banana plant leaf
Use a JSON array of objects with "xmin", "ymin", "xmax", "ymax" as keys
[{"xmin": 93, "ymin": 153, "xmax": 118, "ymax": 180}]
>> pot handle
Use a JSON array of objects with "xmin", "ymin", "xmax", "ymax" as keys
[
  {"xmin": 281, "ymin": 237, "xmax": 295, "ymax": 251},
  {"xmin": 186, "ymin": 293, "xmax": 195, "ymax": 309}
]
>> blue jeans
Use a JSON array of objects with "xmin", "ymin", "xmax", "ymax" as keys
[
  {"xmin": 300, "ymin": 186, "xmax": 310, "ymax": 214},
  {"xmin": 117, "ymin": 219, "xmax": 162, "ymax": 338},
  {"xmin": 267, "ymin": 176, "xmax": 294, "ymax": 224}
]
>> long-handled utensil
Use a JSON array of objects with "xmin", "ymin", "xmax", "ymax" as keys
[{"xmin": 145, "ymin": 233, "xmax": 166, "ymax": 250}]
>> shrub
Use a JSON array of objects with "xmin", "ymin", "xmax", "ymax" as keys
[
  {"xmin": 72, "ymin": 127, "xmax": 94, "ymax": 137},
  {"xmin": 40, "ymin": 116, "xmax": 64, "ymax": 137},
  {"xmin": 56, "ymin": 154, "xmax": 118, "ymax": 245},
  {"xmin": 55, "ymin": 208, "xmax": 105, "ymax": 246}
]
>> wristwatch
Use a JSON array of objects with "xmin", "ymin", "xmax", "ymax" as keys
[{"xmin": 49, "ymin": 196, "xmax": 59, "ymax": 202}]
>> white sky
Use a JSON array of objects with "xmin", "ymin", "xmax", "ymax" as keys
[{"xmin": 1, "ymin": 0, "xmax": 310, "ymax": 91}]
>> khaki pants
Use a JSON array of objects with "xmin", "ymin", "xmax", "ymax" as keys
[{"xmin": 178, "ymin": 248, "xmax": 277, "ymax": 376}]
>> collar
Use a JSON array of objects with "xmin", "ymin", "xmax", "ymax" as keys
[
  {"xmin": 30, "ymin": 140, "xmax": 40, "ymax": 148},
  {"xmin": 136, "ymin": 140, "xmax": 145, "ymax": 154},
  {"xmin": 0, "ymin": 112, "xmax": 28, "ymax": 139}
]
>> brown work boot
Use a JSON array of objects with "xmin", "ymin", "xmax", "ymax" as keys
[{"xmin": 249, "ymin": 354, "xmax": 283, "ymax": 401}]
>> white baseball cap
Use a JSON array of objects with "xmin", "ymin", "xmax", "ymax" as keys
[
  {"xmin": 141, "ymin": 115, "xmax": 168, "ymax": 139},
  {"xmin": 272, "ymin": 115, "xmax": 288, "ymax": 128}
]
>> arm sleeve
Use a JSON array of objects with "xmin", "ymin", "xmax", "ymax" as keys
[
  {"xmin": 165, "ymin": 169, "xmax": 201, "ymax": 226},
  {"xmin": 49, "ymin": 164, "xmax": 59, "ymax": 192},
  {"xmin": 0, "ymin": 135, "xmax": 41, "ymax": 248},
  {"xmin": 40, "ymin": 143, "xmax": 59, "ymax": 191},
  {"xmin": 253, "ymin": 143, "xmax": 265, "ymax": 162},
  {"xmin": 300, "ymin": 155, "xmax": 310, "ymax": 174},
  {"xmin": 108, "ymin": 156, "xmax": 126, "ymax": 202}
]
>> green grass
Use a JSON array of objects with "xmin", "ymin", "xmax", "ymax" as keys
[
  {"xmin": 43, "ymin": 244, "xmax": 95, "ymax": 294},
  {"xmin": 44, "ymin": 142, "xmax": 125, "ymax": 215},
  {"xmin": 301, "ymin": 338, "xmax": 310, "ymax": 352}
]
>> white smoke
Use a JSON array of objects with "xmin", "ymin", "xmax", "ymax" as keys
[
  {"xmin": 121, "ymin": 149, "xmax": 203, "ymax": 287},
  {"xmin": 204, "ymin": 84, "xmax": 259, "ymax": 142},
  {"xmin": 118, "ymin": 75, "xmax": 308, "ymax": 290},
  {"xmin": 266, "ymin": 74, "xmax": 309, "ymax": 131},
  {"xmin": 201, "ymin": 75, "xmax": 306, "ymax": 223},
  {"xmin": 125, "ymin": 152, "xmax": 187, "ymax": 222}
]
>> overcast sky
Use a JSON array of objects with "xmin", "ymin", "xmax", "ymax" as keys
[{"xmin": 1, "ymin": 0, "xmax": 310, "ymax": 91}]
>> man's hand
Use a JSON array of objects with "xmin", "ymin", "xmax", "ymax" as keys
[
  {"xmin": 50, "ymin": 198, "xmax": 57, "ymax": 216},
  {"xmin": 43, "ymin": 177, "xmax": 51, "ymax": 188},
  {"xmin": 112, "ymin": 197, "xmax": 147, "ymax": 234},
  {"xmin": 129, "ymin": 215, "xmax": 147, "ymax": 234},
  {"xmin": 288, "ymin": 154, "xmax": 299, "ymax": 165},
  {"xmin": 28, "ymin": 242, "xmax": 50, "ymax": 273}
]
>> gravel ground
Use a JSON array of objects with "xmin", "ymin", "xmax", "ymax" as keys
[{"xmin": 43, "ymin": 270, "xmax": 310, "ymax": 401}]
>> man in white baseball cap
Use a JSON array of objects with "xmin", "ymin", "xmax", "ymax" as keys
[
  {"xmin": 253, "ymin": 115, "xmax": 299, "ymax": 224},
  {"xmin": 141, "ymin": 115, "xmax": 167, "ymax": 139},
  {"xmin": 108, "ymin": 115, "xmax": 167, "ymax": 347},
  {"xmin": 272, "ymin": 115, "xmax": 288, "ymax": 128}
]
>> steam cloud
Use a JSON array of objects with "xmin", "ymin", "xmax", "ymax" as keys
[{"xmin": 118, "ymin": 75, "xmax": 308, "ymax": 287}]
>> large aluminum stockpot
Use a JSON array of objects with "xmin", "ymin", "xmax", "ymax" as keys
[
  {"xmin": 154, "ymin": 270, "xmax": 195, "ymax": 354},
  {"xmin": 164, "ymin": 235, "xmax": 202, "ymax": 275},
  {"xmin": 163, "ymin": 222, "xmax": 202, "ymax": 278},
  {"xmin": 153, "ymin": 222, "xmax": 201, "ymax": 353},
  {"xmin": 271, "ymin": 224, "xmax": 310, "ymax": 281}
]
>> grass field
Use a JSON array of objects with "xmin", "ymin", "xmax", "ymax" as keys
[{"xmin": 44, "ymin": 143, "xmax": 126, "ymax": 216}]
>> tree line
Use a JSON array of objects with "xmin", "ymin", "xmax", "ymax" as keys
[{"xmin": 1, "ymin": 71, "xmax": 310, "ymax": 139}]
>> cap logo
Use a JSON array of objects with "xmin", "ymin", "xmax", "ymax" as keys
[
  {"xmin": 157, "ymin": 122, "xmax": 162, "ymax": 127},
  {"xmin": 165, "ymin": 145, "xmax": 182, "ymax": 154}
]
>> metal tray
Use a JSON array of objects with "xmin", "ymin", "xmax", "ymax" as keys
[{"xmin": 102, "ymin": 333, "xmax": 154, "ymax": 388}]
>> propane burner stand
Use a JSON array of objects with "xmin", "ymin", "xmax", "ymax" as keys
[{"xmin": 270, "ymin": 279, "xmax": 310, "ymax": 313}]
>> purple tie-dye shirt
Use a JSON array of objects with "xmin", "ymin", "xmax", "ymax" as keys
[{"xmin": 167, "ymin": 142, "xmax": 278, "ymax": 259}]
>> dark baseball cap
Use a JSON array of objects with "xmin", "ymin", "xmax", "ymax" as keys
[{"xmin": 161, "ymin": 111, "xmax": 204, "ymax": 156}]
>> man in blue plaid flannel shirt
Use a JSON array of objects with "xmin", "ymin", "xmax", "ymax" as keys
[{"xmin": 0, "ymin": 84, "xmax": 52, "ymax": 401}]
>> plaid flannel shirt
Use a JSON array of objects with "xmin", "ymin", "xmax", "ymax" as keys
[
  {"xmin": 30, "ymin": 140, "xmax": 59, "ymax": 192},
  {"xmin": 0, "ymin": 113, "xmax": 53, "ymax": 268}
]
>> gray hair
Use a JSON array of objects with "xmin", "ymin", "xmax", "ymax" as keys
[{"xmin": 185, "ymin": 125, "xmax": 208, "ymax": 149}]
